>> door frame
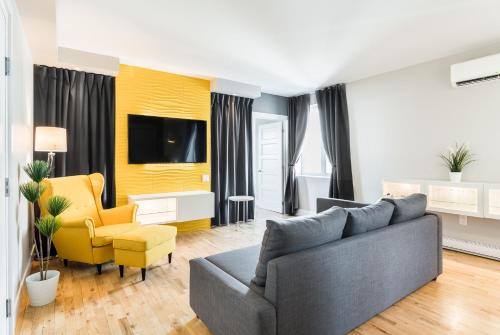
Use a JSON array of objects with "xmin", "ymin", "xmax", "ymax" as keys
[
  {"xmin": 252, "ymin": 112, "xmax": 288, "ymax": 213},
  {"xmin": 0, "ymin": 0, "xmax": 10, "ymax": 333}
]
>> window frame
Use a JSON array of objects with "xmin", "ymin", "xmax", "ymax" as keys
[{"xmin": 297, "ymin": 104, "xmax": 331, "ymax": 178}]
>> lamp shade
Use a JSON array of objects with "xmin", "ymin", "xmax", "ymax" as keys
[{"xmin": 34, "ymin": 127, "xmax": 67, "ymax": 152}]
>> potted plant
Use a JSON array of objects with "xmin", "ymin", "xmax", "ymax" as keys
[
  {"xmin": 439, "ymin": 143, "xmax": 475, "ymax": 183},
  {"xmin": 19, "ymin": 160, "xmax": 71, "ymax": 307}
]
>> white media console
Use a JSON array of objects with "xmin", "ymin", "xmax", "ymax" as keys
[{"xmin": 128, "ymin": 190, "xmax": 215, "ymax": 225}]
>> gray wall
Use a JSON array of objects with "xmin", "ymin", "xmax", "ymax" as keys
[{"xmin": 253, "ymin": 93, "xmax": 287, "ymax": 116}]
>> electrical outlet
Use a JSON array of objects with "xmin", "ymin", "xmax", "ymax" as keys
[{"xmin": 202, "ymin": 174, "xmax": 210, "ymax": 183}]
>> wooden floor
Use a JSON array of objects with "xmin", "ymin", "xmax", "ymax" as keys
[{"xmin": 16, "ymin": 209, "xmax": 500, "ymax": 335}]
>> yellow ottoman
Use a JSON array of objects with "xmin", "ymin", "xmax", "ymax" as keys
[{"xmin": 113, "ymin": 225, "xmax": 177, "ymax": 280}]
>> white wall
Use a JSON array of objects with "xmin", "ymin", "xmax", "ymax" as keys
[
  {"xmin": 297, "ymin": 176, "xmax": 329, "ymax": 213},
  {"xmin": 298, "ymin": 44, "xmax": 500, "ymax": 217},
  {"xmin": 347, "ymin": 43, "xmax": 500, "ymax": 246},
  {"xmin": 5, "ymin": 0, "xmax": 33, "ymax": 331},
  {"xmin": 348, "ymin": 44, "xmax": 500, "ymax": 202}
]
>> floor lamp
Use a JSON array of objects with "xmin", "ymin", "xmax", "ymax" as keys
[{"xmin": 34, "ymin": 126, "xmax": 67, "ymax": 173}]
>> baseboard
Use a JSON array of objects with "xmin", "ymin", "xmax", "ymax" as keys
[
  {"xmin": 443, "ymin": 236, "xmax": 500, "ymax": 260},
  {"xmin": 16, "ymin": 245, "xmax": 34, "ymax": 302},
  {"xmin": 14, "ymin": 247, "xmax": 33, "ymax": 335}
]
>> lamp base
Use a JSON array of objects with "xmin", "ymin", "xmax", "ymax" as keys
[{"xmin": 47, "ymin": 152, "xmax": 56, "ymax": 174}]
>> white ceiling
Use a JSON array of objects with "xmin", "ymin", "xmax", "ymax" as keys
[{"xmin": 52, "ymin": 0, "xmax": 500, "ymax": 96}]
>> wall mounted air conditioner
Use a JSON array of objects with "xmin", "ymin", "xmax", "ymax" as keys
[{"xmin": 450, "ymin": 53, "xmax": 500, "ymax": 87}]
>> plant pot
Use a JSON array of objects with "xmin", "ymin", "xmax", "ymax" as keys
[
  {"xmin": 449, "ymin": 172, "xmax": 462, "ymax": 183},
  {"xmin": 26, "ymin": 270, "xmax": 60, "ymax": 307}
]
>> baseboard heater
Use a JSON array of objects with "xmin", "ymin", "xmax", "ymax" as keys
[{"xmin": 443, "ymin": 236, "xmax": 500, "ymax": 261}]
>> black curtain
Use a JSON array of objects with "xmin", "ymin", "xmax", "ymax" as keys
[
  {"xmin": 211, "ymin": 93, "xmax": 254, "ymax": 226},
  {"xmin": 316, "ymin": 84, "xmax": 354, "ymax": 200},
  {"xmin": 34, "ymin": 65, "xmax": 116, "ymax": 208},
  {"xmin": 284, "ymin": 94, "xmax": 310, "ymax": 215}
]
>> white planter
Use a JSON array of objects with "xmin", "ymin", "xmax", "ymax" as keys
[
  {"xmin": 449, "ymin": 172, "xmax": 463, "ymax": 183},
  {"xmin": 26, "ymin": 270, "xmax": 60, "ymax": 307}
]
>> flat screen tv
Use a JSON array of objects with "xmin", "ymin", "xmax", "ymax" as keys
[{"xmin": 128, "ymin": 114, "xmax": 207, "ymax": 164}]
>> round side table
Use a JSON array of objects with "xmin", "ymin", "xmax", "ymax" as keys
[{"xmin": 228, "ymin": 195, "xmax": 255, "ymax": 229}]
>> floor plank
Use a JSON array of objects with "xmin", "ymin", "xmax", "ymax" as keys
[{"xmin": 16, "ymin": 209, "xmax": 500, "ymax": 334}]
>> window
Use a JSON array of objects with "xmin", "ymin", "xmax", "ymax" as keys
[{"xmin": 297, "ymin": 104, "xmax": 331, "ymax": 176}]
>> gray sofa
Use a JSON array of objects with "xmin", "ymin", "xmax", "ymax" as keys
[{"xmin": 190, "ymin": 196, "xmax": 442, "ymax": 335}]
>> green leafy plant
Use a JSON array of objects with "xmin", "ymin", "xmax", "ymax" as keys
[
  {"xmin": 439, "ymin": 143, "xmax": 475, "ymax": 172},
  {"xmin": 23, "ymin": 160, "xmax": 51, "ymax": 183},
  {"xmin": 19, "ymin": 182, "xmax": 45, "ymax": 203},
  {"xmin": 47, "ymin": 196, "xmax": 71, "ymax": 217},
  {"xmin": 19, "ymin": 160, "xmax": 71, "ymax": 280}
]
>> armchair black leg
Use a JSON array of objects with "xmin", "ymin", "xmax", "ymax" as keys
[
  {"xmin": 63, "ymin": 259, "xmax": 68, "ymax": 267},
  {"xmin": 168, "ymin": 252, "xmax": 172, "ymax": 264},
  {"xmin": 96, "ymin": 264, "xmax": 102, "ymax": 275},
  {"xmin": 119, "ymin": 265, "xmax": 124, "ymax": 278},
  {"xmin": 141, "ymin": 268, "xmax": 146, "ymax": 281}
]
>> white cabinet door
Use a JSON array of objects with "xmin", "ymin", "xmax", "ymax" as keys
[{"xmin": 256, "ymin": 122, "xmax": 283, "ymax": 212}]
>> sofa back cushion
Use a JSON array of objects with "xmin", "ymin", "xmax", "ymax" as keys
[
  {"xmin": 252, "ymin": 206, "xmax": 348, "ymax": 286},
  {"xmin": 382, "ymin": 193, "xmax": 427, "ymax": 224},
  {"xmin": 40, "ymin": 175, "xmax": 103, "ymax": 226},
  {"xmin": 343, "ymin": 200, "xmax": 395, "ymax": 237}
]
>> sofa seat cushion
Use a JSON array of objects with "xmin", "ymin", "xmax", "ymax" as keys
[
  {"xmin": 113, "ymin": 225, "xmax": 177, "ymax": 251},
  {"xmin": 252, "ymin": 206, "xmax": 348, "ymax": 287},
  {"xmin": 92, "ymin": 223, "xmax": 139, "ymax": 247},
  {"xmin": 343, "ymin": 200, "xmax": 395, "ymax": 237},
  {"xmin": 206, "ymin": 245, "xmax": 261, "ymax": 289},
  {"xmin": 382, "ymin": 193, "xmax": 427, "ymax": 224}
]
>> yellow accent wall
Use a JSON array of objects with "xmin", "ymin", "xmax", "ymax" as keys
[{"xmin": 115, "ymin": 64, "xmax": 211, "ymax": 232}]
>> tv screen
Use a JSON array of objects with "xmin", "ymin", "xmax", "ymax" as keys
[{"xmin": 128, "ymin": 114, "xmax": 207, "ymax": 164}]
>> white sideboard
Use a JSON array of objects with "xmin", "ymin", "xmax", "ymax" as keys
[
  {"xmin": 383, "ymin": 179, "xmax": 484, "ymax": 217},
  {"xmin": 128, "ymin": 190, "xmax": 214, "ymax": 225},
  {"xmin": 383, "ymin": 179, "xmax": 500, "ymax": 260}
]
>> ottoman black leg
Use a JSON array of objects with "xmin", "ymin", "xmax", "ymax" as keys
[
  {"xmin": 63, "ymin": 259, "xmax": 68, "ymax": 267},
  {"xmin": 141, "ymin": 268, "xmax": 146, "ymax": 281},
  {"xmin": 168, "ymin": 252, "xmax": 172, "ymax": 264},
  {"xmin": 119, "ymin": 265, "xmax": 124, "ymax": 278},
  {"xmin": 96, "ymin": 264, "xmax": 102, "ymax": 275}
]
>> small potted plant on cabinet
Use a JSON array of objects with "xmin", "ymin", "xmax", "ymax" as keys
[
  {"xmin": 19, "ymin": 160, "xmax": 71, "ymax": 306},
  {"xmin": 439, "ymin": 143, "xmax": 475, "ymax": 183}
]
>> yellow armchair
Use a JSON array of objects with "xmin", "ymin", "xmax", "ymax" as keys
[{"xmin": 39, "ymin": 173, "xmax": 138, "ymax": 273}]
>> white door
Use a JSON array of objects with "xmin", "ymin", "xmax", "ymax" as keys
[
  {"xmin": 0, "ymin": 2, "xmax": 9, "ymax": 333},
  {"xmin": 256, "ymin": 121, "xmax": 283, "ymax": 212}
]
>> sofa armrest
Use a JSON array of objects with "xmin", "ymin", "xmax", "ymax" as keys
[
  {"xmin": 52, "ymin": 217, "xmax": 96, "ymax": 263},
  {"xmin": 190, "ymin": 258, "xmax": 276, "ymax": 335},
  {"xmin": 316, "ymin": 197, "xmax": 368, "ymax": 213},
  {"xmin": 60, "ymin": 217, "xmax": 95, "ymax": 237},
  {"xmin": 426, "ymin": 211, "xmax": 443, "ymax": 275},
  {"xmin": 99, "ymin": 203, "xmax": 137, "ymax": 225}
]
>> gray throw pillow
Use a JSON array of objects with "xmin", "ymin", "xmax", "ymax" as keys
[
  {"xmin": 343, "ymin": 200, "xmax": 395, "ymax": 237},
  {"xmin": 252, "ymin": 206, "xmax": 347, "ymax": 287},
  {"xmin": 382, "ymin": 193, "xmax": 427, "ymax": 224}
]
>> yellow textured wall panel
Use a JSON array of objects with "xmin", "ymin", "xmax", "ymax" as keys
[{"xmin": 116, "ymin": 64, "xmax": 211, "ymax": 231}]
